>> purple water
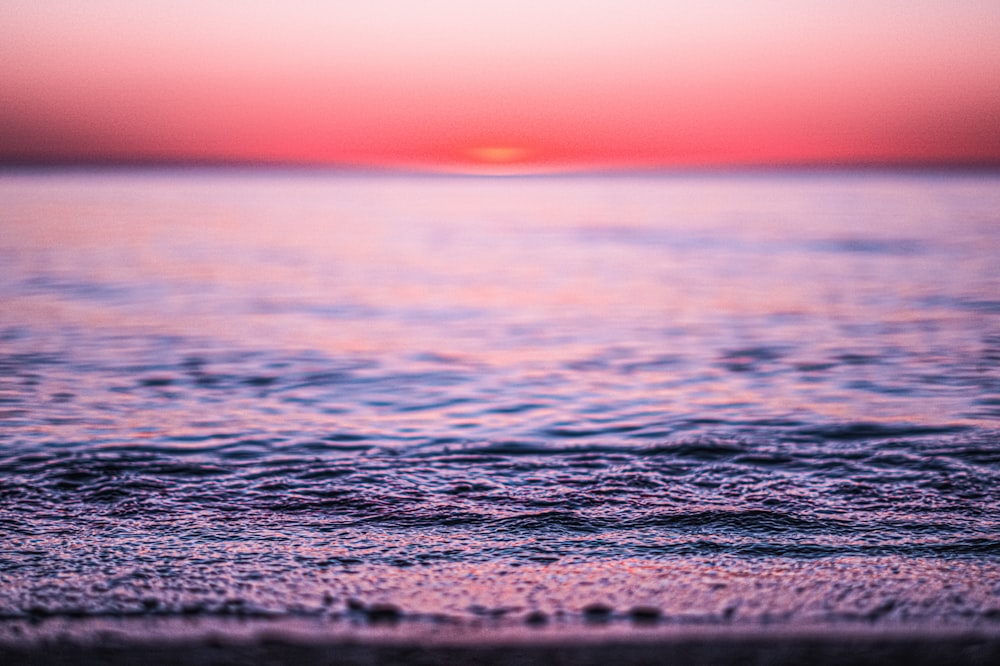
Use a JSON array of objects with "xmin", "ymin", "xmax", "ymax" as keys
[{"xmin": 1, "ymin": 170, "xmax": 999, "ymax": 631}]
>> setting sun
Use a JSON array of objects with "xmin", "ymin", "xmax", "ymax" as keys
[{"xmin": 468, "ymin": 146, "xmax": 530, "ymax": 164}]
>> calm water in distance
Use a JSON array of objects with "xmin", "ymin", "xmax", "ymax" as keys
[{"xmin": 1, "ymin": 170, "xmax": 999, "ymax": 625}]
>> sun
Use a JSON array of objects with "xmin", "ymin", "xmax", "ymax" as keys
[
  {"xmin": 467, "ymin": 145, "xmax": 530, "ymax": 164},
  {"xmin": 434, "ymin": 143, "xmax": 562, "ymax": 174}
]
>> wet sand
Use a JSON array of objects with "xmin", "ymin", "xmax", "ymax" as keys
[
  {"xmin": 5, "ymin": 557, "xmax": 1000, "ymax": 664},
  {"xmin": 2, "ymin": 619, "xmax": 999, "ymax": 666}
]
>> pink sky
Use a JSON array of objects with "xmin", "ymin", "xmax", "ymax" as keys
[{"xmin": 2, "ymin": 1, "xmax": 999, "ymax": 172}]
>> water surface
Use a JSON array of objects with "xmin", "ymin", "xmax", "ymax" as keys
[{"xmin": 1, "ymin": 170, "xmax": 999, "ymax": 627}]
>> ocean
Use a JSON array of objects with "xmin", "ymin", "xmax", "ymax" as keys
[{"xmin": 1, "ymin": 169, "xmax": 999, "ymax": 648}]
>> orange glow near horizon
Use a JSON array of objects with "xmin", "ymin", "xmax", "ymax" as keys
[
  {"xmin": 469, "ymin": 146, "xmax": 531, "ymax": 165},
  {"xmin": 1, "ymin": 1, "xmax": 999, "ymax": 171}
]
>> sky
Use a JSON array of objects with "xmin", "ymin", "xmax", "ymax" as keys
[{"xmin": 1, "ymin": 1, "xmax": 999, "ymax": 172}]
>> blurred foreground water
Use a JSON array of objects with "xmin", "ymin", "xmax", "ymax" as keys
[{"xmin": 1, "ymin": 170, "xmax": 999, "ymax": 629}]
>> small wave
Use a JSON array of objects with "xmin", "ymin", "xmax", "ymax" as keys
[
  {"xmin": 633, "ymin": 508, "xmax": 842, "ymax": 533},
  {"xmin": 639, "ymin": 440, "xmax": 747, "ymax": 459},
  {"xmin": 793, "ymin": 423, "xmax": 970, "ymax": 441},
  {"xmin": 813, "ymin": 237, "xmax": 925, "ymax": 255}
]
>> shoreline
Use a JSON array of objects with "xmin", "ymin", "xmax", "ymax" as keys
[{"xmin": 3, "ymin": 618, "xmax": 1000, "ymax": 665}]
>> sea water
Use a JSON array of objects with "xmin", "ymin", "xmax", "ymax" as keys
[{"xmin": 1, "ymin": 170, "xmax": 999, "ymax": 627}]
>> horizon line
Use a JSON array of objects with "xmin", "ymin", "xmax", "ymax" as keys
[{"xmin": 2, "ymin": 157, "xmax": 1000, "ymax": 177}]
